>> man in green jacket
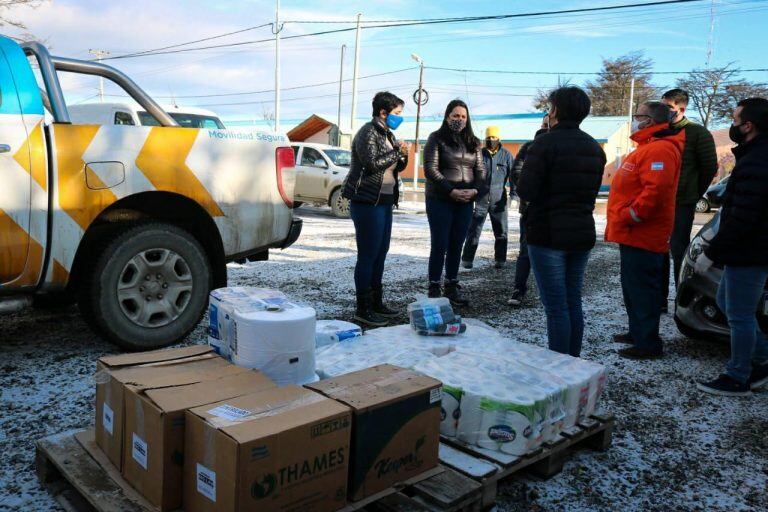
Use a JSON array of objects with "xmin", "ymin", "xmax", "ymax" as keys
[{"xmin": 660, "ymin": 89, "xmax": 718, "ymax": 311}]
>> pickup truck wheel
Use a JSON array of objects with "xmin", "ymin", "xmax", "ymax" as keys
[
  {"xmin": 330, "ymin": 188, "xmax": 350, "ymax": 218},
  {"xmin": 80, "ymin": 223, "xmax": 211, "ymax": 351}
]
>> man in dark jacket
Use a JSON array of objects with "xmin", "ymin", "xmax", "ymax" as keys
[
  {"xmin": 508, "ymin": 116, "xmax": 549, "ymax": 306},
  {"xmin": 661, "ymin": 89, "xmax": 718, "ymax": 310},
  {"xmin": 695, "ymin": 98, "xmax": 768, "ymax": 397},
  {"xmin": 518, "ymin": 86, "xmax": 606, "ymax": 357},
  {"xmin": 461, "ymin": 126, "xmax": 514, "ymax": 269}
]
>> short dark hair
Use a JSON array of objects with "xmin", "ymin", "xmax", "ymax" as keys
[
  {"xmin": 372, "ymin": 91, "xmax": 404, "ymax": 117},
  {"xmin": 662, "ymin": 88, "xmax": 689, "ymax": 106},
  {"xmin": 548, "ymin": 86, "xmax": 591, "ymax": 124},
  {"xmin": 737, "ymin": 97, "xmax": 768, "ymax": 133},
  {"xmin": 643, "ymin": 101, "xmax": 673, "ymax": 124}
]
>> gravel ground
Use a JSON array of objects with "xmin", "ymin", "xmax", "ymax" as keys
[{"xmin": 1, "ymin": 203, "xmax": 766, "ymax": 511}]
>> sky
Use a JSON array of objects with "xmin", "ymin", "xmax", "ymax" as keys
[{"xmin": 2, "ymin": 0, "xmax": 768, "ymax": 127}]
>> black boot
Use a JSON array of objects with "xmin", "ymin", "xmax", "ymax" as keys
[
  {"xmin": 444, "ymin": 280, "xmax": 469, "ymax": 307},
  {"xmin": 428, "ymin": 281, "xmax": 442, "ymax": 298},
  {"xmin": 371, "ymin": 287, "xmax": 399, "ymax": 318},
  {"xmin": 353, "ymin": 290, "xmax": 388, "ymax": 327}
]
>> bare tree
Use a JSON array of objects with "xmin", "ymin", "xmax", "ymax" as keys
[
  {"xmin": 532, "ymin": 77, "xmax": 573, "ymax": 112},
  {"xmin": 0, "ymin": 0, "xmax": 42, "ymax": 30},
  {"xmin": 676, "ymin": 65, "xmax": 768, "ymax": 128},
  {"xmin": 583, "ymin": 52, "xmax": 658, "ymax": 116}
]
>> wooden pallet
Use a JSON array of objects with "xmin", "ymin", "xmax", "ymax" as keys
[
  {"xmin": 35, "ymin": 429, "xmax": 485, "ymax": 512},
  {"xmin": 436, "ymin": 413, "xmax": 615, "ymax": 509}
]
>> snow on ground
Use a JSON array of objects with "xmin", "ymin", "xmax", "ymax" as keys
[{"xmin": 1, "ymin": 204, "xmax": 766, "ymax": 511}]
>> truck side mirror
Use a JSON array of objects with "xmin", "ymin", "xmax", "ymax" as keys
[{"xmin": 314, "ymin": 159, "xmax": 328, "ymax": 169}]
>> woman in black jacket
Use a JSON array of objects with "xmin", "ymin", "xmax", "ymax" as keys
[
  {"xmin": 342, "ymin": 91, "xmax": 409, "ymax": 326},
  {"xmin": 423, "ymin": 99, "xmax": 486, "ymax": 306},
  {"xmin": 517, "ymin": 87, "xmax": 605, "ymax": 357}
]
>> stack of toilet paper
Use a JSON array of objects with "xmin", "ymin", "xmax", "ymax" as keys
[{"xmin": 414, "ymin": 351, "xmax": 567, "ymax": 455}]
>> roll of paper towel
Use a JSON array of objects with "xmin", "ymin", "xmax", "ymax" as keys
[
  {"xmin": 229, "ymin": 298, "xmax": 317, "ymax": 386},
  {"xmin": 440, "ymin": 385, "xmax": 463, "ymax": 438}
]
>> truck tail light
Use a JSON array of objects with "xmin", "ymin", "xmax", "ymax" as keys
[{"xmin": 275, "ymin": 147, "xmax": 294, "ymax": 208}]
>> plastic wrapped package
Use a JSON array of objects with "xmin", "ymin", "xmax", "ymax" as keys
[
  {"xmin": 414, "ymin": 353, "xmax": 550, "ymax": 455},
  {"xmin": 408, "ymin": 297, "xmax": 466, "ymax": 335},
  {"xmin": 208, "ymin": 287, "xmax": 317, "ymax": 386},
  {"xmin": 315, "ymin": 320, "xmax": 362, "ymax": 354}
]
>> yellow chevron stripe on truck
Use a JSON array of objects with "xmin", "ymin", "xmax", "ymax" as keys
[
  {"xmin": 54, "ymin": 124, "xmax": 119, "ymax": 231},
  {"xmin": 14, "ymin": 122, "xmax": 47, "ymax": 191},
  {"xmin": 136, "ymin": 127, "xmax": 224, "ymax": 218},
  {"xmin": 0, "ymin": 208, "xmax": 29, "ymax": 282}
]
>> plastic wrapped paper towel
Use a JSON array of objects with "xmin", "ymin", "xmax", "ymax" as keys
[
  {"xmin": 315, "ymin": 320, "xmax": 362, "ymax": 353},
  {"xmin": 408, "ymin": 296, "xmax": 466, "ymax": 335},
  {"xmin": 208, "ymin": 287, "xmax": 317, "ymax": 386}
]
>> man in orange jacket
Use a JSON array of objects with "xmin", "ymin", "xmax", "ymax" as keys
[{"xmin": 606, "ymin": 101, "xmax": 685, "ymax": 360}]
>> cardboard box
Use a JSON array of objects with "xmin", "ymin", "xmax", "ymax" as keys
[
  {"xmin": 122, "ymin": 368, "xmax": 276, "ymax": 511},
  {"xmin": 306, "ymin": 364, "xmax": 442, "ymax": 501},
  {"xmin": 184, "ymin": 386, "xmax": 352, "ymax": 512},
  {"xmin": 95, "ymin": 345, "xmax": 214, "ymax": 469}
]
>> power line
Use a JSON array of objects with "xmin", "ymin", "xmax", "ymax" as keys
[
  {"xmin": 102, "ymin": 0, "xmax": 707, "ymax": 60},
  {"xmin": 105, "ymin": 23, "xmax": 274, "ymax": 60},
  {"xmin": 152, "ymin": 67, "xmax": 417, "ymax": 99},
  {"xmin": 426, "ymin": 66, "xmax": 768, "ymax": 76}
]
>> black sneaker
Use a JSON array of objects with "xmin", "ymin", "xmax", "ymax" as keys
[
  {"xmin": 697, "ymin": 374, "xmax": 752, "ymax": 397},
  {"xmin": 612, "ymin": 332, "xmax": 633, "ymax": 344},
  {"xmin": 353, "ymin": 291, "xmax": 388, "ymax": 327},
  {"xmin": 427, "ymin": 282, "xmax": 442, "ymax": 298},
  {"xmin": 371, "ymin": 288, "xmax": 399, "ymax": 318},
  {"xmin": 507, "ymin": 290, "xmax": 524, "ymax": 307},
  {"xmin": 618, "ymin": 346, "xmax": 663, "ymax": 360},
  {"xmin": 461, "ymin": 260, "xmax": 473, "ymax": 269},
  {"xmin": 748, "ymin": 362, "xmax": 768, "ymax": 391}
]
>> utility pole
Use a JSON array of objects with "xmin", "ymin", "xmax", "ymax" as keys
[
  {"xmin": 627, "ymin": 77, "xmax": 635, "ymax": 153},
  {"xmin": 706, "ymin": 0, "xmax": 717, "ymax": 66},
  {"xmin": 350, "ymin": 13, "xmax": 362, "ymax": 133},
  {"xmin": 273, "ymin": 0, "xmax": 282, "ymax": 132},
  {"xmin": 336, "ymin": 44, "xmax": 346, "ymax": 146},
  {"xmin": 89, "ymin": 49, "xmax": 110, "ymax": 103},
  {"xmin": 411, "ymin": 54, "xmax": 425, "ymax": 190}
]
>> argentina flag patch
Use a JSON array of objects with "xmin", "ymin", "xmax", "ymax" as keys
[{"xmin": 651, "ymin": 161, "xmax": 665, "ymax": 171}]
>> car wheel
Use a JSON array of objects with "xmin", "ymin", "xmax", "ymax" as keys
[
  {"xmin": 673, "ymin": 313, "xmax": 718, "ymax": 341},
  {"xmin": 330, "ymin": 188, "xmax": 350, "ymax": 218},
  {"xmin": 79, "ymin": 222, "xmax": 211, "ymax": 351},
  {"xmin": 695, "ymin": 198, "xmax": 710, "ymax": 213}
]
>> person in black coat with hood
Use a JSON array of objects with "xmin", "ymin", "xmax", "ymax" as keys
[
  {"xmin": 342, "ymin": 91, "xmax": 409, "ymax": 326},
  {"xmin": 695, "ymin": 97, "xmax": 768, "ymax": 397},
  {"xmin": 423, "ymin": 99, "xmax": 487, "ymax": 306},
  {"xmin": 517, "ymin": 86, "xmax": 606, "ymax": 357}
]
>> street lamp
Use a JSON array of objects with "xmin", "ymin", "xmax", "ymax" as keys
[{"xmin": 411, "ymin": 53, "xmax": 425, "ymax": 191}]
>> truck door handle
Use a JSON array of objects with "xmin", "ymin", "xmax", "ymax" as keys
[{"xmin": 0, "ymin": 144, "xmax": 11, "ymax": 154}]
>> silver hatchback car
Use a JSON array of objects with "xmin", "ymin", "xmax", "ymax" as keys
[{"xmin": 675, "ymin": 211, "xmax": 768, "ymax": 340}]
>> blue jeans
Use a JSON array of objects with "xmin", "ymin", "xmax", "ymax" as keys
[
  {"xmin": 426, "ymin": 196, "xmax": 473, "ymax": 283},
  {"xmin": 528, "ymin": 244, "xmax": 590, "ymax": 357},
  {"xmin": 513, "ymin": 217, "xmax": 531, "ymax": 294},
  {"xmin": 716, "ymin": 265, "xmax": 768, "ymax": 384},
  {"xmin": 350, "ymin": 201, "xmax": 393, "ymax": 293},
  {"xmin": 619, "ymin": 245, "xmax": 665, "ymax": 353}
]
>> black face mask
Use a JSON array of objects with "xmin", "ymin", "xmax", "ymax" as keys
[
  {"xmin": 485, "ymin": 139, "xmax": 500, "ymax": 150},
  {"xmin": 729, "ymin": 123, "xmax": 747, "ymax": 144}
]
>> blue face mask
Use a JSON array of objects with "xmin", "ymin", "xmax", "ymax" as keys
[{"xmin": 386, "ymin": 113, "xmax": 403, "ymax": 130}]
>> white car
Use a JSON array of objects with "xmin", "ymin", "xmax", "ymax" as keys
[
  {"xmin": 68, "ymin": 102, "xmax": 226, "ymax": 129},
  {"xmin": 290, "ymin": 142, "xmax": 403, "ymax": 218}
]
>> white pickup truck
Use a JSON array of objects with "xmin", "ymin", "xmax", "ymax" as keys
[
  {"xmin": 68, "ymin": 102, "xmax": 226, "ymax": 129},
  {"xmin": 0, "ymin": 36, "xmax": 301, "ymax": 350}
]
